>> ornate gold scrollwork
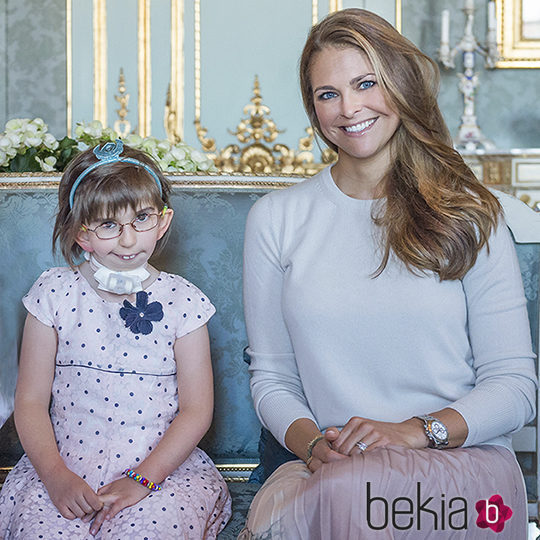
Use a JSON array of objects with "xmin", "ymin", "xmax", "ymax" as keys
[
  {"xmin": 114, "ymin": 69, "xmax": 131, "ymax": 139},
  {"xmin": 194, "ymin": 118, "xmax": 217, "ymax": 154},
  {"xmin": 229, "ymin": 76, "xmax": 283, "ymax": 146},
  {"xmin": 196, "ymin": 76, "xmax": 336, "ymax": 175},
  {"xmin": 165, "ymin": 84, "xmax": 180, "ymax": 143}
]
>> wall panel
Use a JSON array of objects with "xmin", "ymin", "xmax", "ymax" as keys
[
  {"xmin": 185, "ymin": 0, "xmax": 313, "ymax": 152},
  {"xmin": 0, "ymin": 0, "xmax": 7, "ymax": 128},
  {"xmin": 3, "ymin": 0, "xmax": 66, "ymax": 136}
]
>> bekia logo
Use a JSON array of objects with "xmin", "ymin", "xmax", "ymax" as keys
[
  {"xmin": 366, "ymin": 483, "xmax": 512, "ymax": 533},
  {"xmin": 475, "ymin": 494, "xmax": 513, "ymax": 533},
  {"xmin": 366, "ymin": 482, "xmax": 467, "ymax": 531}
]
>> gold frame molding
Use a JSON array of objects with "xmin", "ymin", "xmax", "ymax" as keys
[
  {"xmin": 395, "ymin": 0, "xmax": 402, "ymax": 34},
  {"xmin": 0, "ymin": 172, "xmax": 302, "ymax": 192},
  {"xmin": 93, "ymin": 0, "xmax": 108, "ymax": 126},
  {"xmin": 496, "ymin": 0, "xmax": 540, "ymax": 68},
  {"xmin": 2, "ymin": 464, "xmax": 259, "ymax": 486},
  {"xmin": 138, "ymin": 0, "xmax": 152, "ymax": 136},
  {"xmin": 169, "ymin": 0, "xmax": 185, "ymax": 141},
  {"xmin": 66, "ymin": 1, "xmax": 184, "ymax": 138}
]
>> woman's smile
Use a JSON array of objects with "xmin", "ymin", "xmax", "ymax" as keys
[
  {"xmin": 341, "ymin": 118, "xmax": 377, "ymax": 134},
  {"xmin": 311, "ymin": 46, "xmax": 400, "ymax": 167}
]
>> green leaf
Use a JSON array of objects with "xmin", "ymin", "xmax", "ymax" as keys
[
  {"xmin": 55, "ymin": 136, "xmax": 80, "ymax": 171},
  {"xmin": 9, "ymin": 148, "xmax": 41, "ymax": 172}
]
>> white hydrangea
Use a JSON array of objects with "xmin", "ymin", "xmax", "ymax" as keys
[
  {"xmin": 36, "ymin": 156, "xmax": 57, "ymax": 172},
  {"xmin": 124, "ymin": 134, "xmax": 143, "ymax": 147},
  {"xmin": 5, "ymin": 118, "xmax": 27, "ymax": 131},
  {"xmin": 0, "ymin": 118, "xmax": 61, "ymax": 171},
  {"xmin": 5, "ymin": 132, "xmax": 22, "ymax": 147},
  {"xmin": 75, "ymin": 120, "xmax": 104, "ymax": 139},
  {"xmin": 0, "ymin": 135, "xmax": 17, "ymax": 158},
  {"xmin": 4, "ymin": 117, "xmax": 51, "ymax": 150},
  {"xmin": 43, "ymin": 133, "xmax": 59, "ymax": 151},
  {"xmin": 0, "ymin": 149, "xmax": 8, "ymax": 167},
  {"xmin": 2, "ymin": 118, "xmax": 216, "ymax": 173}
]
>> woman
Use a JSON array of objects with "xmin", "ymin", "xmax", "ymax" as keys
[{"xmin": 241, "ymin": 8, "xmax": 536, "ymax": 539}]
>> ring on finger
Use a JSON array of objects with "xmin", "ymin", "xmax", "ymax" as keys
[{"xmin": 355, "ymin": 440, "xmax": 368, "ymax": 452}]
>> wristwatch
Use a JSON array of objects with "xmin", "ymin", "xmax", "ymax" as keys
[{"xmin": 414, "ymin": 415, "xmax": 449, "ymax": 449}]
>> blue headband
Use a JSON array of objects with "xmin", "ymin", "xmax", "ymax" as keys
[{"xmin": 68, "ymin": 139, "xmax": 163, "ymax": 209}]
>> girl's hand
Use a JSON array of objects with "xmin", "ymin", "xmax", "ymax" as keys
[
  {"xmin": 43, "ymin": 466, "xmax": 103, "ymax": 520},
  {"xmin": 89, "ymin": 477, "xmax": 150, "ymax": 536},
  {"xmin": 325, "ymin": 417, "xmax": 427, "ymax": 456}
]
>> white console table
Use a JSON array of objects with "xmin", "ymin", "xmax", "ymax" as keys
[{"xmin": 463, "ymin": 149, "xmax": 540, "ymax": 211}]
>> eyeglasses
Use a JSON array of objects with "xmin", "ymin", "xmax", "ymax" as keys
[{"xmin": 82, "ymin": 207, "xmax": 167, "ymax": 240}]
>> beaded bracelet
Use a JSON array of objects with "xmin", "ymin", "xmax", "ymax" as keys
[{"xmin": 122, "ymin": 468, "xmax": 162, "ymax": 491}]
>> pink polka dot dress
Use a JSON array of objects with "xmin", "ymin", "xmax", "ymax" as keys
[{"xmin": 0, "ymin": 267, "xmax": 232, "ymax": 539}]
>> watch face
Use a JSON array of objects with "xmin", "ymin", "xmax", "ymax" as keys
[{"xmin": 431, "ymin": 421, "xmax": 448, "ymax": 442}]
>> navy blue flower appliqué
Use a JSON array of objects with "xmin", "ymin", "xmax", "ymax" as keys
[{"xmin": 119, "ymin": 291, "xmax": 163, "ymax": 335}]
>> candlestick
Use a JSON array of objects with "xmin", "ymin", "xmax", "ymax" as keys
[
  {"xmin": 488, "ymin": 1, "xmax": 496, "ymax": 31},
  {"xmin": 441, "ymin": 9, "xmax": 450, "ymax": 44},
  {"xmin": 437, "ymin": 2, "xmax": 498, "ymax": 151}
]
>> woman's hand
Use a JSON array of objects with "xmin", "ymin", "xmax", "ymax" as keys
[
  {"xmin": 43, "ymin": 465, "xmax": 103, "ymax": 521},
  {"xmin": 325, "ymin": 417, "xmax": 427, "ymax": 456},
  {"xmin": 88, "ymin": 477, "xmax": 150, "ymax": 536},
  {"xmin": 307, "ymin": 436, "xmax": 348, "ymax": 473}
]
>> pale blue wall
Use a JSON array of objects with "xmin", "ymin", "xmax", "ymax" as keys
[
  {"xmin": 403, "ymin": 0, "xmax": 540, "ymax": 149},
  {"xmin": 1, "ymin": 0, "xmax": 538, "ymax": 148},
  {"xmin": 71, "ymin": 0, "xmax": 94, "ymax": 134},
  {"xmin": 0, "ymin": 0, "xmax": 6, "ymax": 123},
  {"xmin": 0, "ymin": 0, "xmax": 66, "ymax": 136},
  {"xmin": 183, "ymin": 0, "xmax": 313, "ymax": 152}
]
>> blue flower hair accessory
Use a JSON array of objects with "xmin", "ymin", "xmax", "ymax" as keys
[
  {"xmin": 119, "ymin": 291, "xmax": 164, "ymax": 335},
  {"xmin": 69, "ymin": 139, "xmax": 163, "ymax": 209}
]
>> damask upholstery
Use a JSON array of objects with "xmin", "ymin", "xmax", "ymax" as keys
[
  {"xmin": 0, "ymin": 178, "xmax": 538, "ymax": 535},
  {"xmin": 514, "ymin": 241, "xmax": 540, "ymax": 512},
  {"xmin": 0, "ymin": 179, "xmax": 283, "ymax": 539},
  {"xmin": 0, "ymin": 185, "xmax": 267, "ymax": 465}
]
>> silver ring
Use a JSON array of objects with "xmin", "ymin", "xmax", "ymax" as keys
[{"xmin": 355, "ymin": 441, "xmax": 368, "ymax": 452}]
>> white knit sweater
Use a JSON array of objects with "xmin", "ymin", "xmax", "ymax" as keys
[{"xmin": 243, "ymin": 166, "xmax": 537, "ymax": 452}]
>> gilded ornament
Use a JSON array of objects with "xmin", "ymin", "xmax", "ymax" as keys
[
  {"xmin": 114, "ymin": 69, "xmax": 131, "ymax": 139},
  {"xmin": 195, "ymin": 76, "xmax": 336, "ymax": 176}
]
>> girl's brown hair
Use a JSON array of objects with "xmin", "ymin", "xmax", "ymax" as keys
[
  {"xmin": 300, "ymin": 8, "xmax": 501, "ymax": 280},
  {"xmin": 53, "ymin": 144, "xmax": 172, "ymax": 267}
]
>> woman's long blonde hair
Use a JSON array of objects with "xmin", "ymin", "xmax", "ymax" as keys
[{"xmin": 300, "ymin": 8, "xmax": 501, "ymax": 281}]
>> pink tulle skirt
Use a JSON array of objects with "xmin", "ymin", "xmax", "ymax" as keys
[{"xmin": 239, "ymin": 445, "xmax": 527, "ymax": 539}]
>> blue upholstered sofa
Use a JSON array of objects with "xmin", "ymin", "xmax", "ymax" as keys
[{"xmin": 0, "ymin": 174, "xmax": 538, "ymax": 536}]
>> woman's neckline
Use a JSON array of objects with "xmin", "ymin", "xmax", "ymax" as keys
[
  {"xmin": 321, "ymin": 165, "xmax": 383, "ymax": 206},
  {"xmin": 77, "ymin": 261, "xmax": 163, "ymax": 305}
]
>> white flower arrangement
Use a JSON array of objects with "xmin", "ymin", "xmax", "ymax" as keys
[
  {"xmin": 75, "ymin": 120, "xmax": 216, "ymax": 172},
  {"xmin": 0, "ymin": 118, "xmax": 216, "ymax": 173},
  {"xmin": 0, "ymin": 118, "xmax": 61, "ymax": 171}
]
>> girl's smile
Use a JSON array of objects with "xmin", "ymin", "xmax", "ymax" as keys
[{"xmin": 77, "ymin": 205, "xmax": 173, "ymax": 273}]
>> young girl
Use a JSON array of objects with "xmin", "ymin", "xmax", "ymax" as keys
[{"xmin": 0, "ymin": 140, "xmax": 232, "ymax": 538}]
